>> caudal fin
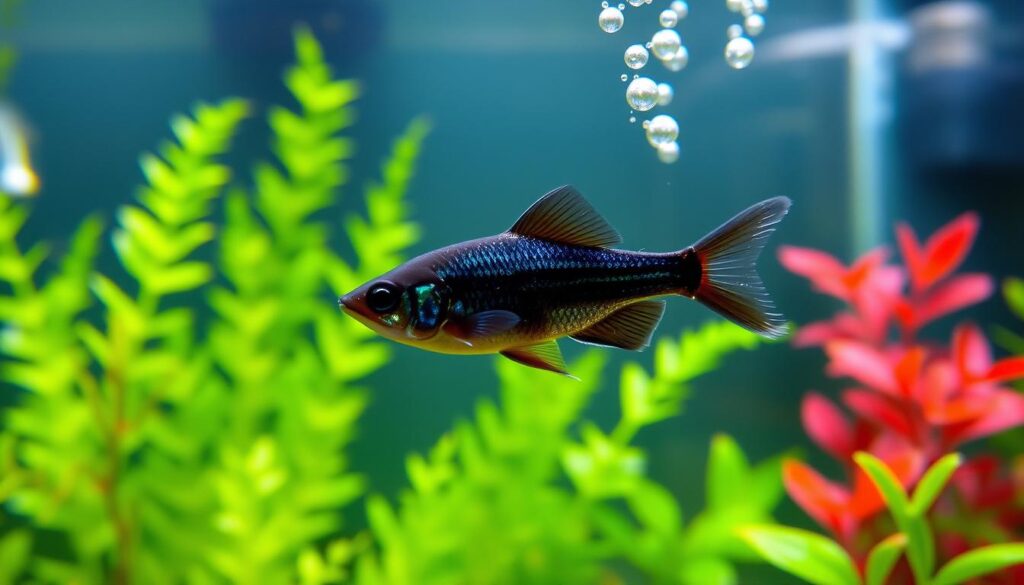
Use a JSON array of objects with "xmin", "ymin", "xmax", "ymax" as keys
[{"xmin": 689, "ymin": 197, "xmax": 791, "ymax": 339}]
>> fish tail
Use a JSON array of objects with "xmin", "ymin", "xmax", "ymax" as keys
[{"xmin": 683, "ymin": 196, "xmax": 791, "ymax": 339}]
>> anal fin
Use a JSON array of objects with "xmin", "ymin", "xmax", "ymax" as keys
[
  {"xmin": 570, "ymin": 300, "xmax": 666, "ymax": 350},
  {"xmin": 500, "ymin": 340, "xmax": 575, "ymax": 378}
]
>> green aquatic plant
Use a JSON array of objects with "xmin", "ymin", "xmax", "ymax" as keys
[
  {"xmin": 0, "ymin": 29, "xmax": 428, "ymax": 584},
  {"xmin": 742, "ymin": 453, "xmax": 1024, "ymax": 585},
  {"xmin": 349, "ymin": 321, "xmax": 786, "ymax": 585}
]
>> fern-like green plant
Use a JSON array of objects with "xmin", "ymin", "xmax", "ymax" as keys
[
  {"xmin": 350, "ymin": 322, "xmax": 786, "ymax": 585},
  {"xmin": 0, "ymin": 29, "xmax": 428, "ymax": 584}
]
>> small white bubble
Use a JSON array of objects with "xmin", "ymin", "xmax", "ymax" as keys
[
  {"xmin": 628, "ymin": 0, "xmax": 643, "ymax": 6},
  {"xmin": 645, "ymin": 0, "xmax": 653, "ymax": 4},
  {"xmin": 646, "ymin": 114, "xmax": 679, "ymax": 146},
  {"xmin": 740, "ymin": 0, "xmax": 754, "ymax": 16},
  {"xmin": 657, "ymin": 141, "xmax": 680, "ymax": 164},
  {"xmin": 624, "ymin": 44, "xmax": 649, "ymax": 69},
  {"xmin": 659, "ymin": 9, "xmax": 679, "ymax": 28},
  {"xmin": 629, "ymin": 115, "xmax": 637, "ymax": 123},
  {"xmin": 598, "ymin": 6, "xmax": 624, "ymax": 32},
  {"xmin": 662, "ymin": 46, "xmax": 689, "ymax": 72},
  {"xmin": 633, "ymin": 74, "xmax": 639, "ymax": 79},
  {"xmin": 752, "ymin": 0, "xmax": 768, "ymax": 12},
  {"xmin": 620, "ymin": 73, "xmax": 628, "ymax": 81},
  {"xmin": 650, "ymin": 29, "xmax": 682, "ymax": 60},
  {"xmin": 642, "ymin": 119, "xmax": 651, "ymax": 129},
  {"xmin": 620, "ymin": 2, "xmax": 629, "ymax": 9},
  {"xmin": 670, "ymin": 0, "xmax": 689, "ymax": 19},
  {"xmin": 656, "ymin": 82, "xmax": 674, "ymax": 106},
  {"xmin": 724, "ymin": 36, "xmax": 755, "ymax": 69},
  {"xmin": 744, "ymin": 13, "xmax": 765, "ymax": 36},
  {"xmin": 727, "ymin": 24, "xmax": 743, "ymax": 39},
  {"xmin": 726, "ymin": 0, "xmax": 744, "ymax": 12},
  {"xmin": 625, "ymin": 77, "xmax": 659, "ymax": 111},
  {"xmin": 601, "ymin": 1, "xmax": 609, "ymax": 7}
]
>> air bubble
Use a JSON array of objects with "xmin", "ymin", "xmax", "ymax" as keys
[
  {"xmin": 650, "ymin": 29, "xmax": 682, "ymax": 60},
  {"xmin": 752, "ymin": 0, "xmax": 768, "ymax": 12},
  {"xmin": 598, "ymin": 7, "xmax": 624, "ymax": 33},
  {"xmin": 727, "ymin": 24, "xmax": 743, "ymax": 39},
  {"xmin": 657, "ymin": 141, "xmax": 680, "ymax": 164},
  {"xmin": 661, "ymin": 46, "xmax": 689, "ymax": 72},
  {"xmin": 620, "ymin": 73, "xmax": 628, "ymax": 81},
  {"xmin": 625, "ymin": 77, "xmax": 658, "ymax": 111},
  {"xmin": 601, "ymin": 1, "xmax": 609, "ymax": 7},
  {"xmin": 619, "ymin": 2, "xmax": 628, "ymax": 9},
  {"xmin": 744, "ymin": 13, "xmax": 765, "ymax": 36},
  {"xmin": 659, "ymin": 9, "xmax": 678, "ymax": 28},
  {"xmin": 724, "ymin": 36, "xmax": 755, "ymax": 69},
  {"xmin": 629, "ymin": 116, "xmax": 637, "ymax": 123},
  {"xmin": 642, "ymin": 119, "xmax": 651, "ymax": 129},
  {"xmin": 670, "ymin": 0, "xmax": 689, "ymax": 19},
  {"xmin": 645, "ymin": 114, "xmax": 679, "ymax": 146},
  {"xmin": 657, "ymin": 82, "xmax": 674, "ymax": 106},
  {"xmin": 726, "ymin": 0, "xmax": 744, "ymax": 13},
  {"xmin": 624, "ymin": 44, "xmax": 649, "ymax": 69}
]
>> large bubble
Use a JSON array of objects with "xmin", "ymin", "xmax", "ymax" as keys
[
  {"xmin": 625, "ymin": 77, "xmax": 659, "ymax": 111},
  {"xmin": 724, "ymin": 36, "xmax": 755, "ymax": 69},
  {"xmin": 650, "ymin": 29, "xmax": 682, "ymax": 60},
  {"xmin": 598, "ymin": 7, "xmax": 624, "ymax": 33},
  {"xmin": 624, "ymin": 44, "xmax": 649, "ymax": 69},
  {"xmin": 645, "ymin": 114, "xmax": 679, "ymax": 146}
]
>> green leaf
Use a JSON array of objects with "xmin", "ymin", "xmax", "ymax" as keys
[
  {"xmin": 739, "ymin": 525, "xmax": 859, "ymax": 585},
  {"xmin": 707, "ymin": 434, "xmax": 750, "ymax": 511},
  {"xmin": 910, "ymin": 452, "xmax": 961, "ymax": 515},
  {"xmin": 933, "ymin": 543, "xmax": 1024, "ymax": 585},
  {"xmin": 854, "ymin": 452, "xmax": 909, "ymax": 518},
  {"xmin": 865, "ymin": 533, "xmax": 907, "ymax": 585},
  {"xmin": 0, "ymin": 530, "xmax": 31, "ymax": 583},
  {"xmin": 627, "ymin": 479, "xmax": 681, "ymax": 536},
  {"xmin": 1004, "ymin": 277, "xmax": 1024, "ymax": 321}
]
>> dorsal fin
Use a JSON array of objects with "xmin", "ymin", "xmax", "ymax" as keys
[
  {"xmin": 508, "ymin": 185, "xmax": 622, "ymax": 248},
  {"xmin": 570, "ymin": 300, "xmax": 666, "ymax": 350}
]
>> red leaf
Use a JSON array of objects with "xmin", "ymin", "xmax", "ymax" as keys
[
  {"xmin": 921, "ymin": 212, "xmax": 979, "ymax": 290},
  {"xmin": 953, "ymin": 323, "xmax": 992, "ymax": 381},
  {"xmin": 802, "ymin": 393, "xmax": 855, "ymax": 460},
  {"xmin": 925, "ymin": 395, "xmax": 997, "ymax": 425},
  {"xmin": 826, "ymin": 341, "xmax": 898, "ymax": 394},
  {"xmin": 842, "ymin": 389, "xmax": 916, "ymax": 440},
  {"xmin": 896, "ymin": 223, "xmax": 925, "ymax": 292},
  {"xmin": 778, "ymin": 246, "xmax": 849, "ymax": 300},
  {"xmin": 783, "ymin": 460, "xmax": 853, "ymax": 537},
  {"xmin": 894, "ymin": 347, "xmax": 926, "ymax": 397},
  {"xmin": 912, "ymin": 273, "xmax": 993, "ymax": 328},
  {"xmin": 944, "ymin": 390, "xmax": 1024, "ymax": 446},
  {"xmin": 983, "ymin": 357, "xmax": 1024, "ymax": 384},
  {"xmin": 794, "ymin": 314, "xmax": 871, "ymax": 346}
]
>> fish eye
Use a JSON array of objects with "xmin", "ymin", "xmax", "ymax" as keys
[{"xmin": 366, "ymin": 282, "xmax": 401, "ymax": 314}]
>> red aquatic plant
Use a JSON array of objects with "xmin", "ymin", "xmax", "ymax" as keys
[{"xmin": 778, "ymin": 212, "xmax": 1024, "ymax": 576}]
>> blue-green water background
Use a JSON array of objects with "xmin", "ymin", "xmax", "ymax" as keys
[{"xmin": 6, "ymin": 0, "xmax": 1023, "ymax": 532}]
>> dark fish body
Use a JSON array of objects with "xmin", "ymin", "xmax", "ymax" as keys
[
  {"xmin": 340, "ymin": 186, "xmax": 790, "ymax": 376},
  {"xmin": 420, "ymin": 235, "xmax": 698, "ymax": 351}
]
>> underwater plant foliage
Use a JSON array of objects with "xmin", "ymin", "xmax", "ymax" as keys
[
  {"xmin": 347, "ymin": 321, "xmax": 787, "ymax": 585},
  {"xmin": 742, "ymin": 215, "xmax": 1024, "ymax": 584},
  {"xmin": 0, "ymin": 29, "xmax": 428, "ymax": 583}
]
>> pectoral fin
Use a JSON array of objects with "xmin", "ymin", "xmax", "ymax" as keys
[
  {"xmin": 500, "ymin": 340, "xmax": 576, "ymax": 378},
  {"xmin": 570, "ymin": 300, "xmax": 666, "ymax": 350},
  {"xmin": 444, "ymin": 310, "xmax": 521, "ymax": 345}
]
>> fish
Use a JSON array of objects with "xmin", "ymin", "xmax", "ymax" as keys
[
  {"xmin": 339, "ymin": 185, "xmax": 790, "ymax": 377},
  {"xmin": 0, "ymin": 103, "xmax": 40, "ymax": 197}
]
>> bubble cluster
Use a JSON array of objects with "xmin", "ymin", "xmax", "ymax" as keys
[
  {"xmin": 624, "ymin": 44, "xmax": 649, "ymax": 69},
  {"xmin": 723, "ymin": 0, "xmax": 767, "ymax": 68},
  {"xmin": 625, "ymin": 77, "xmax": 659, "ymax": 111},
  {"xmin": 662, "ymin": 46, "xmax": 688, "ymax": 71},
  {"xmin": 598, "ymin": 6, "xmax": 624, "ymax": 33}
]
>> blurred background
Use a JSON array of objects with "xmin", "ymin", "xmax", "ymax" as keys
[{"xmin": 3, "ymin": 0, "xmax": 1023, "ymax": 550}]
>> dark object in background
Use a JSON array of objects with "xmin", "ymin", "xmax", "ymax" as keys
[
  {"xmin": 209, "ymin": 0, "xmax": 384, "ymax": 65},
  {"xmin": 897, "ymin": 0, "xmax": 1024, "ymax": 173}
]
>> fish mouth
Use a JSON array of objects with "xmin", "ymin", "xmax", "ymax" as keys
[{"xmin": 338, "ymin": 293, "xmax": 358, "ymax": 315}]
